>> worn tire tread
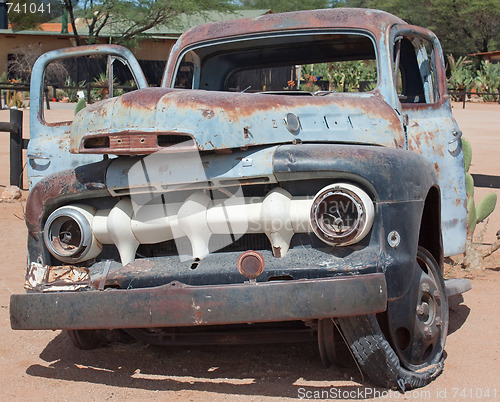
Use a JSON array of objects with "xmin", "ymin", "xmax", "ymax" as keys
[{"xmin": 338, "ymin": 314, "xmax": 444, "ymax": 390}]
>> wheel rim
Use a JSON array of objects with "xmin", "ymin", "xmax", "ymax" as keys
[{"xmin": 386, "ymin": 247, "xmax": 448, "ymax": 371}]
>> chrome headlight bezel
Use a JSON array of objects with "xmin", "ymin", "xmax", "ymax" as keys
[
  {"xmin": 310, "ymin": 183, "xmax": 374, "ymax": 246},
  {"xmin": 43, "ymin": 205, "xmax": 101, "ymax": 263}
]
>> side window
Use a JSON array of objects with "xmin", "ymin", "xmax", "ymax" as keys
[
  {"xmin": 394, "ymin": 37, "xmax": 439, "ymax": 104},
  {"xmin": 42, "ymin": 55, "xmax": 140, "ymax": 124},
  {"xmin": 173, "ymin": 51, "xmax": 199, "ymax": 89}
]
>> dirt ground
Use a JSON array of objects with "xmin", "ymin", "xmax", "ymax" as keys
[{"xmin": 0, "ymin": 102, "xmax": 499, "ymax": 401}]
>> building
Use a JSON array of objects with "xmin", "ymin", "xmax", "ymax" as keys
[
  {"xmin": 0, "ymin": 9, "xmax": 271, "ymax": 85},
  {"xmin": 468, "ymin": 50, "xmax": 500, "ymax": 64}
]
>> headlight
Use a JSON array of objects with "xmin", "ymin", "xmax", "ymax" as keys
[
  {"xmin": 43, "ymin": 205, "xmax": 102, "ymax": 263},
  {"xmin": 310, "ymin": 183, "xmax": 374, "ymax": 246}
]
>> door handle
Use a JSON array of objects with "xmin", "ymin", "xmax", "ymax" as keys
[
  {"xmin": 448, "ymin": 130, "xmax": 463, "ymax": 157},
  {"xmin": 449, "ymin": 129, "xmax": 463, "ymax": 144},
  {"xmin": 27, "ymin": 154, "xmax": 50, "ymax": 160}
]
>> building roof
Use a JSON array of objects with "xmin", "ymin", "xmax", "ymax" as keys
[
  {"xmin": 468, "ymin": 50, "xmax": 500, "ymax": 57},
  {"xmin": 144, "ymin": 10, "xmax": 272, "ymax": 38}
]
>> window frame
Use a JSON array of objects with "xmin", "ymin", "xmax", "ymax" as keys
[
  {"xmin": 390, "ymin": 25, "xmax": 447, "ymax": 109},
  {"xmin": 169, "ymin": 29, "xmax": 380, "ymax": 94}
]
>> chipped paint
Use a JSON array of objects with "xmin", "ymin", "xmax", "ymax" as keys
[{"xmin": 25, "ymin": 262, "xmax": 90, "ymax": 292}]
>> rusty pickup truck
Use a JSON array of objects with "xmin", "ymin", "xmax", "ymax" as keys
[{"xmin": 10, "ymin": 8, "xmax": 471, "ymax": 390}]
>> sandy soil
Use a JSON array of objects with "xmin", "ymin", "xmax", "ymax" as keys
[{"xmin": 0, "ymin": 102, "xmax": 499, "ymax": 401}]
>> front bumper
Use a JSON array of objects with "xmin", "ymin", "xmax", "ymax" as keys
[{"xmin": 10, "ymin": 273, "xmax": 387, "ymax": 330}]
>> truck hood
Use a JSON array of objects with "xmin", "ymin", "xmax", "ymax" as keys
[{"xmin": 70, "ymin": 87, "xmax": 405, "ymax": 154}]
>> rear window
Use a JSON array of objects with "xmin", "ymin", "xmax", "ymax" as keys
[{"xmin": 172, "ymin": 32, "xmax": 377, "ymax": 94}]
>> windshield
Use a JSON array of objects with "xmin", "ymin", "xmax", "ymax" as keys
[{"xmin": 172, "ymin": 32, "xmax": 378, "ymax": 94}]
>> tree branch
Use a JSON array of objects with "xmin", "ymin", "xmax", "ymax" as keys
[
  {"xmin": 120, "ymin": 11, "xmax": 172, "ymax": 41},
  {"xmin": 63, "ymin": 0, "xmax": 81, "ymax": 46},
  {"xmin": 94, "ymin": 13, "xmax": 111, "ymax": 38},
  {"xmin": 480, "ymin": 231, "xmax": 500, "ymax": 259}
]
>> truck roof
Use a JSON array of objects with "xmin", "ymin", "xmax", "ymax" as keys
[{"xmin": 176, "ymin": 8, "xmax": 406, "ymax": 47}]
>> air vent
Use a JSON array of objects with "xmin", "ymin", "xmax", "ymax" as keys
[
  {"xmin": 113, "ymin": 186, "xmax": 157, "ymax": 195},
  {"xmin": 84, "ymin": 136, "xmax": 110, "ymax": 149},
  {"xmin": 219, "ymin": 177, "xmax": 270, "ymax": 186},
  {"xmin": 157, "ymin": 134, "xmax": 195, "ymax": 147}
]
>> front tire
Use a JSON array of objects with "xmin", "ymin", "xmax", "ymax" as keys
[
  {"xmin": 67, "ymin": 329, "xmax": 103, "ymax": 350},
  {"xmin": 338, "ymin": 247, "xmax": 448, "ymax": 390}
]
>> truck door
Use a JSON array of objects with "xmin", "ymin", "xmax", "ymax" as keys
[
  {"xmin": 28, "ymin": 45, "xmax": 147, "ymax": 188},
  {"xmin": 392, "ymin": 27, "xmax": 466, "ymax": 256}
]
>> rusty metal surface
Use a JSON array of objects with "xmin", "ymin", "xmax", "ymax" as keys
[
  {"xmin": 180, "ymin": 8, "xmax": 403, "ymax": 44},
  {"xmin": 87, "ymin": 245, "xmax": 382, "ymax": 289},
  {"xmin": 25, "ymin": 159, "xmax": 112, "ymax": 235},
  {"xmin": 70, "ymin": 89, "xmax": 405, "ymax": 154},
  {"xmin": 25, "ymin": 262, "xmax": 91, "ymax": 292},
  {"xmin": 164, "ymin": 9, "xmax": 404, "ymax": 83},
  {"xmin": 404, "ymin": 100, "xmax": 466, "ymax": 256},
  {"xmin": 10, "ymin": 273, "xmax": 387, "ymax": 330}
]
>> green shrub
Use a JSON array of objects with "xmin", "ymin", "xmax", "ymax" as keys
[
  {"xmin": 463, "ymin": 138, "xmax": 498, "ymax": 269},
  {"xmin": 475, "ymin": 61, "xmax": 500, "ymax": 102}
]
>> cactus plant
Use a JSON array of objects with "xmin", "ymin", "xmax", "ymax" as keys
[
  {"xmin": 74, "ymin": 98, "xmax": 87, "ymax": 115},
  {"xmin": 462, "ymin": 138, "xmax": 498, "ymax": 269}
]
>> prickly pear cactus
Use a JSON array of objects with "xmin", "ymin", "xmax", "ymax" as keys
[
  {"xmin": 463, "ymin": 138, "xmax": 497, "ymax": 269},
  {"xmin": 74, "ymin": 98, "xmax": 87, "ymax": 115}
]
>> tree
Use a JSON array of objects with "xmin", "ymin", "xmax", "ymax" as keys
[
  {"xmin": 240, "ymin": 0, "xmax": 331, "ymax": 13},
  {"xmin": 7, "ymin": 43, "xmax": 68, "ymax": 82},
  {"xmin": 63, "ymin": 0, "xmax": 235, "ymax": 47},
  {"xmin": 335, "ymin": 0, "xmax": 500, "ymax": 56},
  {"xmin": 427, "ymin": 0, "xmax": 500, "ymax": 56}
]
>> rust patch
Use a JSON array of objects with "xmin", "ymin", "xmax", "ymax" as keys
[
  {"xmin": 117, "ymin": 259, "xmax": 154, "ymax": 274},
  {"xmin": 77, "ymin": 131, "xmax": 197, "ymax": 155},
  {"xmin": 194, "ymin": 310, "xmax": 203, "ymax": 324},
  {"xmin": 91, "ymin": 259, "xmax": 156, "ymax": 289},
  {"xmin": 25, "ymin": 262, "xmax": 91, "ymax": 292},
  {"xmin": 25, "ymin": 159, "xmax": 112, "ymax": 234},
  {"xmin": 200, "ymin": 109, "xmax": 215, "ymax": 119},
  {"xmin": 215, "ymin": 149, "xmax": 232, "ymax": 154},
  {"xmin": 157, "ymin": 90, "xmax": 404, "ymax": 129},
  {"xmin": 118, "ymin": 87, "xmax": 173, "ymax": 110},
  {"xmin": 273, "ymin": 246, "xmax": 282, "ymax": 258},
  {"xmin": 43, "ymin": 120, "xmax": 73, "ymax": 128}
]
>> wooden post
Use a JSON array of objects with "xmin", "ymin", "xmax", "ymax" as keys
[{"xmin": 9, "ymin": 109, "xmax": 23, "ymax": 188}]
